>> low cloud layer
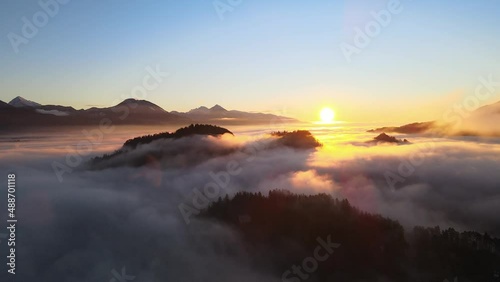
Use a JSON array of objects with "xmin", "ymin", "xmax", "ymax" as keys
[{"xmin": 1, "ymin": 129, "xmax": 500, "ymax": 281}]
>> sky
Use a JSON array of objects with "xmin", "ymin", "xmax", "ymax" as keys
[{"xmin": 0, "ymin": 0, "xmax": 499, "ymax": 122}]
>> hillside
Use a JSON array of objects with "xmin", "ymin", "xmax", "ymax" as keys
[{"xmin": 202, "ymin": 190, "xmax": 500, "ymax": 282}]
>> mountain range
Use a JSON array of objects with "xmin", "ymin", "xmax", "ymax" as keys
[{"xmin": 0, "ymin": 96, "xmax": 298, "ymax": 130}]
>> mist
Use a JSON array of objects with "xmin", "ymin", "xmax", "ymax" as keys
[{"xmin": 1, "ymin": 127, "xmax": 500, "ymax": 281}]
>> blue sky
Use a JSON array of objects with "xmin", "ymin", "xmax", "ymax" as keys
[{"xmin": 1, "ymin": 0, "xmax": 499, "ymax": 121}]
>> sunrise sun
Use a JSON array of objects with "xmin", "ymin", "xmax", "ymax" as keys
[{"xmin": 319, "ymin": 107, "xmax": 335, "ymax": 123}]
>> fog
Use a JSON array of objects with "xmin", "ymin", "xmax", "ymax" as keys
[{"xmin": 1, "ymin": 124, "xmax": 499, "ymax": 281}]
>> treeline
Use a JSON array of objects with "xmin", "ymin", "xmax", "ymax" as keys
[
  {"xmin": 123, "ymin": 124, "xmax": 233, "ymax": 149},
  {"xmin": 271, "ymin": 130, "xmax": 322, "ymax": 149},
  {"xmin": 410, "ymin": 226, "xmax": 500, "ymax": 281},
  {"xmin": 89, "ymin": 124, "xmax": 233, "ymax": 165},
  {"xmin": 201, "ymin": 190, "xmax": 500, "ymax": 282}
]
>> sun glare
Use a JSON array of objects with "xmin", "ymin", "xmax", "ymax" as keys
[{"xmin": 320, "ymin": 107, "xmax": 335, "ymax": 123}]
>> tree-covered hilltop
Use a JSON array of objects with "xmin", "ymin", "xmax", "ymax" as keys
[
  {"xmin": 202, "ymin": 190, "xmax": 407, "ymax": 281},
  {"xmin": 367, "ymin": 133, "xmax": 410, "ymax": 145},
  {"xmin": 271, "ymin": 130, "xmax": 322, "ymax": 149},
  {"xmin": 89, "ymin": 127, "xmax": 322, "ymax": 169},
  {"xmin": 88, "ymin": 124, "xmax": 234, "ymax": 168},
  {"xmin": 201, "ymin": 191, "xmax": 500, "ymax": 282},
  {"xmin": 123, "ymin": 124, "xmax": 233, "ymax": 149}
]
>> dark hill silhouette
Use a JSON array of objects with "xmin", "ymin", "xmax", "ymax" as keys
[
  {"xmin": 0, "ymin": 97, "xmax": 190, "ymax": 130},
  {"xmin": 115, "ymin": 98, "xmax": 166, "ymax": 112},
  {"xmin": 0, "ymin": 97, "xmax": 299, "ymax": 130},
  {"xmin": 172, "ymin": 104, "xmax": 300, "ymax": 125},
  {"xmin": 123, "ymin": 124, "xmax": 233, "ymax": 149},
  {"xmin": 89, "ymin": 126, "xmax": 320, "ymax": 170},
  {"xmin": 89, "ymin": 124, "xmax": 235, "ymax": 169},
  {"xmin": 201, "ymin": 190, "xmax": 500, "ymax": 282},
  {"xmin": 80, "ymin": 98, "xmax": 188, "ymax": 124},
  {"xmin": 271, "ymin": 130, "xmax": 322, "ymax": 149},
  {"xmin": 367, "ymin": 133, "xmax": 410, "ymax": 145}
]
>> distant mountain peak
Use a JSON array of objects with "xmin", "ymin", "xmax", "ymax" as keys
[
  {"xmin": 9, "ymin": 96, "xmax": 41, "ymax": 108},
  {"xmin": 210, "ymin": 104, "xmax": 227, "ymax": 112},
  {"xmin": 187, "ymin": 104, "xmax": 228, "ymax": 115},
  {"xmin": 116, "ymin": 99, "xmax": 165, "ymax": 111},
  {"xmin": 120, "ymin": 98, "xmax": 139, "ymax": 103},
  {"xmin": 188, "ymin": 106, "xmax": 210, "ymax": 114},
  {"xmin": 118, "ymin": 98, "xmax": 152, "ymax": 105}
]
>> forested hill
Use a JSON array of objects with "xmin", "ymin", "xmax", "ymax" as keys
[
  {"xmin": 123, "ymin": 124, "xmax": 233, "ymax": 149},
  {"xmin": 202, "ymin": 190, "xmax": 500, "ymax": 282}
]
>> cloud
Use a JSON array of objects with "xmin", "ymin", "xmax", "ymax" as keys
[
  {"xmin": 1, "ymin": 130, "xmax": 500, "ymax": 281},
  {"xmin": 36, "ymin": 109, "xmax": 70, "ymax": 116},
  {"xmin": 308, "ymin": 140, "xmax": 500, "ymax": 234}
]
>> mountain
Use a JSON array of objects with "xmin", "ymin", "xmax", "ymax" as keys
[
  {"xmin": 209, "ymin": 104, "xmax": 227, "ymax": 112},
  {"xmin": 115, "ymin": 98, "xmax": 166, "ymax": 112},
  {"xmin": 73, "ymin": 99, "xmax": 189, "ymax": 125},
  {"xmin": 8, "ymin": 96, "xmax": 41, "ymax": 108},
  {"xmin": 0, "ymin": 98, "xmax": 190, "ymax": 130},
  {"xmin": 175, "ymin": 104, "xmax": 299, "ymax": 125},
  {"xmin": 6, "ymin": 96, "xmax": 75, "ymax": 114},
  {"xmin": 0, "ymin": 98, "xmax": 298, "ymax": 131},
  {"xmin": 368, "ymin": 100, "xmax": 500, "ymax": 137},
  {"xmin": 186, "ymin": 106, "xmax": 210, "ymax": 115}
]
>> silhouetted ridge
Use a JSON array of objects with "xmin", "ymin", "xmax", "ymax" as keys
[
  {"xmin": 8, "ymin": 96, "xmax": 41, "ymax": 108},
  {"xmin": 209, "ymin": 104, "xmax": 227, "ymax": 112},
  {"xmin": 201, "ymin": 191, "xmax": 500, "ymax": 281},
  {"xmin": 202, "ymin": 190, "xmax": 407, "ymax": 281},
  {"xmin": 271, "ymin": 130, "xmax": 322, "ymax": 149},
  {"xmin": 89, "ymin": 126, "xmax": 322, "ymax": 170},
  {"xmin": 123, "ymin": 124, "xmax": 233, "ymax": 149},
  {"xmin": 116, "ymin": 98, "xmax": 163, "ymax": 109},
  {"xmin": 367, "ymin": 133, "xmax": 410, "ymax": 145},
  {"xmin": 89, "ymin": 124, "xmax": 235, "ymax": 169}
]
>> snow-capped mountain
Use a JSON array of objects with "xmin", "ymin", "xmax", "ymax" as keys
[
  {"xmin": 8, "ymin": 96, "xmax": 41, "ymax": 108},
  {"xmin": 0, "ymin": 98, "xmax": 299, "ymax": 129}
]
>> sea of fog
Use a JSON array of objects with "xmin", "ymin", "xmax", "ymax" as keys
[{"xmin": 1, "ymin": 122, "xmax": 500, "ymax": 281}]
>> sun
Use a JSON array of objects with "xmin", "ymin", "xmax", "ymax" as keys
[{"xmin": 320, "ymin": 107, "xmax": 335, "ymax": 123}]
